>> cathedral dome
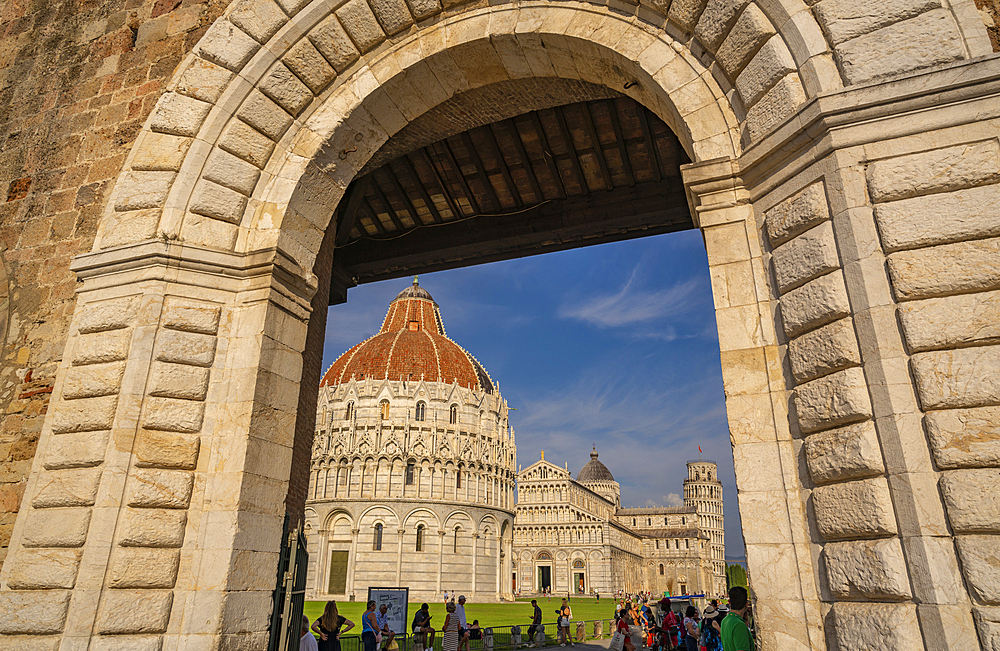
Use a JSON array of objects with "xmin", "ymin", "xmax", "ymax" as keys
[
  {"xmin": 320, "ymin": 278, "xmax": 494, "ymax": 392},
  {"xmin": 577, "ymin": 448, "xmax": 614, "ymax": 482}
]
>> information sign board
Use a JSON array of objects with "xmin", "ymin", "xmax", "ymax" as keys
[{"xmin": 368, "ymin": 587, "xmax": 409, "ymax": 638}]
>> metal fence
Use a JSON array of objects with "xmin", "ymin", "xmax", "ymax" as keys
[{"xmin": 331, "ymin": 619, "xmax": 619, "ymax": 651}]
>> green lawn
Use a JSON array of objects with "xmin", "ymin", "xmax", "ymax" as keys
[{"xmin": 304, "ymin": 597, "xmax": 620, "ymax": 648}]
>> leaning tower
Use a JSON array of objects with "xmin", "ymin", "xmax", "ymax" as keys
[{"xmin": 683, "ymin": 460, "xmax": 725, "ymax": 595}]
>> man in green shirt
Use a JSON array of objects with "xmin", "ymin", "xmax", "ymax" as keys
[{"xmin": 720, "ymin": 587, "xmax": 753, "ymax": 651}]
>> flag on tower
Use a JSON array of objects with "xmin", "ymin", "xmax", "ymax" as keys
[{"xmin": 698, "ymin": 446, "xmax": 702, "ymax": 454}]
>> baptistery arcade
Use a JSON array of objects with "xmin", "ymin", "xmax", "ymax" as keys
[{"xmin": 304, "ymin": 280, "xmax": 516, "ymax": 602}]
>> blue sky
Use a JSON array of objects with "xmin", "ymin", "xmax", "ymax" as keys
[{"xmin": 322, "ymin": 230, "xmax": 746, "ymax": 560}]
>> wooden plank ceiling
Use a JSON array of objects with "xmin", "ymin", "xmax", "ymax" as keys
[{"xmin": 331, "ymin": 96, "xmax": 693, "ymax": 297}]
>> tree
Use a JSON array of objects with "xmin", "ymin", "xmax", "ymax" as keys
[{"xmin": 726, "ymin": 563, "xmax": 747, "ymax": 589}]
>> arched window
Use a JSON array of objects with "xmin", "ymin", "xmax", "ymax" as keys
[
  {"xmin": 380, "ymin": 400, "xmax": 390, "ymax": 420},
  {"xmin": 632, "ymin": 518, "xmax": 636, "ymax": 526},
  {"xmin": 449, "ymin": 405, "xmax": 458, "ymax": 424},
  {"xmin": 659, "ymin": 564, "xmax": 664, "ymax": 576},
  {"xmin": 415, "ymin": 402, "xmax": 426, "ymax": 421},
  {"xmin": 456, "ymin": 469, "xmax": 462, "ymax": 489},
  {"xmin": 373, "ymin": 523, "xmax": 383, "ymax": 551},
  {"xmin": 655, "ymin": 540, "xmax": 659, "ymax": 549},
  {"xmin": 453, "ymin": 526, "xmax": 460, "ymax": 553},
  {"xmin": 664, "ymin": 517, "xmax": 668, "ymax": 525},
  {"xmin": 405, "ymin": 462, "xmax": 415, "ymax": 486},
  {"xmin": 681, "ymin": 517, "xmax": 686, "ymax": 525},
  {"xmin": 647, "ymin": 518, "xmax": 651, "ymax": 526},
  {"xmin": 345, "ymin": 402, "xmax": 354, "ymax": 419},
  {"xmin": 416, "ymin": 524, "xmax": 425, "ymax": 551}
]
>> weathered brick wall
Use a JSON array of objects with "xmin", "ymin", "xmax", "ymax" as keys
[{"xmin": 0, "ymin": 0, "xmax": 230, "ymax": 567}]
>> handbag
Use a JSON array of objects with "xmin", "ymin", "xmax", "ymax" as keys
[
  {"xmin": 376, "ymin": 632, "xmax": 383, "ymax": 645},
  {"xmin": 609, "ymin": 632, "xmax": 625, "ymax": 651}
]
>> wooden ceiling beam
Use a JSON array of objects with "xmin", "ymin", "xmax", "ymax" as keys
[
  {"xmin": 607, "ymin": 100, "xmax": 636, "ymax": 187},
  {"xmin": 635, "ymin": 106, "xmax": 662, "ymax": 183},
  {"xmin": 523, "ymin": 112, "xmax": 567, "ymax": 200},
  {"xmin": 479, "ymin": 124, "xmax": 524, "ymax": 209},
  {"xmin": 335, "ymin": 187, "xmax": 693, "ymax": 285},
  {"xmin": 335, "ymin": 175, "xmax": 372, "ymax": 246},
  {"xmin": 457, "ymin": 132, "xmax": 502, "ymax": 212},
  {"xmin": 435, "ymin": 140, "xmax": 481, "ymax": 215},
  {"xmin": 579, "ymin": 102, "xmax": 614, "ymax": 191},
  {"xmin": 398, "ymin": 154, "xmax": 444, "ymax": 224},
  {"xmin": 381, "ymin": 165, "xmax": 425, "ymax": 228},
  {"xmin": 416, "ymin": 149, "xmax": 464, "ymax": 221},
  {"xmin": 499, "ymin": 119, "xmax": 544, "ymax": 204},
  {"xmin": 370, "ymin": 175, "xmax": 407, "ymax": 232},
  {"xmin": 551, "ymin": 106, "xmax": 590, "ymax": 196}
]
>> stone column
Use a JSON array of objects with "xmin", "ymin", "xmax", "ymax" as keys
[
  {"xmin": 396, "ymin": 529, "xmax": 406, "ymax": 585},
  {"xmin": 470, "ymin": 533, "xmax": 479, "ymax": 596},
  {"xmin": 436, "ymin": 530, "xmax": 446, "ymax": 593},
  {"xmin": 348, "ymin": 528, "xmax": 360, "ymax": 598}
]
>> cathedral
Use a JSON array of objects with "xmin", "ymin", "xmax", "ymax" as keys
[{"xmin": 304, "ymin": 280, "xmax": 724, "ymax": 602}]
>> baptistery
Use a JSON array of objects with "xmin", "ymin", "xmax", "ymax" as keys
[{"xmin": 304, "ymin": 279, "xmax": 517, "ymax": 601}]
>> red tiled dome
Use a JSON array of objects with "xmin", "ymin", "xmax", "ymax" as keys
[{"xmin": 320, "ymin": 279, "xmax": 494, "ymax": 392}]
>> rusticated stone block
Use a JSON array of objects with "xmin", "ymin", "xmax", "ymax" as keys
[
  {"xmin": 73, "ymin": 330, "xmax": 132, "ymax": 366},
  {"xmin": 789, "ymin": 317, "xmax": 861, "ymax": 383},
  {"xmin": 834, "ymin": 9, "xmax": 964, "ymax": 85},
  {"xmin": 189, "ymin": 179, "xmax": 249, "ymax": 224},
  {"xmin": 694, "ymin": 0, "xmax": 750, "ymax": 51},
  {"xmin": 127, "ymin": 468, "xmax": 194, "ymax": 508},
  {"xmin": 874, "ymin": 184, "xmax": 1000, "ymax": 253},
  {"xmin": 309, "ymin": 15, "xmax": 362, "ymax": 72},
  {"xmin": 44, "ymin": 430, "xmax": 109, "ymax": 470},
  {"xmin": 795, "ymin": 367, "xmax": 872, "ymax": 434},
  {"xmin": 0, "ymin": 590, "xmax": 71, "ymax": 634},
  {"xmin": 118, "ymin": 508, "xmax": 187, "ymax": 547},
  {"xmin": 956, "ymin": 535, "xmax": 1000, "ymax": 604},
  {"xmin": 183, "ymin": 213, "xmax": 241, "ymax": 250},
  {"xmin": 176, "ymin": 57, "xmax": 235, "ymax": 105},
  {"xmin": 974, "ymin": 606, "xmax": 1000, "ymax": 651},
  {"xmin": 148, "ymin": 93, "xmax": 212, "ymax": 137},
  {"xmin": 201, "ymin": 147, "xmax": 262, "ymax": 195},
  {"xmin": 32, "ymin": 468, "xmax": 102, "ymax": 508},
  {"xmin": 805, "ymin": 420, "xmax": 884, "ymax": 484},
  {"xmin": 96, "ymin": 590, "xmax": 173, "ymax": 634},
  {"xmin": 62, "ymin": 362, "xmax": 126, "ymax": 399},
  {"xmin": 823, "ymin": 538, "xmax": 911, "ymax": 600},
  {"xmin": 77, "ymin": 296, "xmax": 139, "ymax": 334},
  {"xmin": 780, "ymin": 271, "xmax": 851, "ymax": 338},
  {"xmin": 162, "ymin": 297, "xmax": 221, "ymax": 335},
  {"xmin": 236, "ymin": 90, "xmax": 294, "ymax": 141},
  {"xmin": 813, "ymin": 0, "xmax": 942, "ymax": 45},
  {"xmin": 736, "ymin": 34, "xmax": 796, "ymax": 107},
  {"xmin": 51, "ymin": 395, "xmax": 119, "ymax": 434},
  {"xmin": 925, "ymin": 406, "xmax": 1000, "ymax": 470},
  {"xmin": 135, "ymin": 430, "xmax": 200, "ymax": 469},
  {"xmin": 814, "ymin": 477, "xmax": 897, "ymax": 540},
  {"xmin": 940, "ymin": 469, "xmax": 1000, "ymax": 533},
  {"xmin": 887, "ymin": 237, "xmax": 1000, "ymax": 301},
  {"xmin": 668, "ymin": 0, "xmax": 709, "ymax": 30},
  {"xmin": 0, "ymin": 636, "xmax": 60, "ymax": 651},
  {"xmin": 195, "ymin": 20, "xmax": 260, "ymax": 71},
  {"xmin": 99, "ymin": 209, "xmax": 163, "ymax": 250},
  {"xmin": 155, "ymin": 330, "xmax": 217, "ymax": 367},
  {"xmin": 899, "ymin": 290, "xmax": 1000, "ymax": 353},
  {"xmin": 113, "ymin": 171, "xmax": 176, "ymax": 211},
  {"xmin": 405, "ymin": 0, "xmax": 441, "ymax": 20},
  {"xmin": 228, "ymin": 0, "xmax": 288, "ymax": 44},
  {"xmin": 911, "ymin": 345, "xmax": 1000, "ymax": 410},
  {"xmin": 284, "ymin": 39, "xmax": 337, "ymax": 95},
  {"xmin": 148, "ymin": 362, "xmax": 210, "ymax": 401},
  {"xmin": 89, "ymin": 636, "xmax": 163, "ymax": 651},
  {"xmin": 6, "ymin": 549, "xmax": 82, "ymax": 589},
  {"xmin": 369, "ymin": 0, "xmax": 414, "ymax": 35},
  {"xmin": 336, "ymin": 0, "xmax": 387, "ymax": 52},
  {"xmin": 765, "ymin": 181, "xmax": 830, "ymax": 246},
  {"xmin": 142, "ymin": 397, "xmax": 206, "ymax": 433},
  {"xmin": 772, "ymin": 221, "xmax": 840, "ymax": 294},
  {"xmin": 219, "ymin": 119, "xmax": 277, "ymax": 168},
  {"xmin": 130, "ymin": 132, "xmax": 193, "ymax": 172},
  {"xmin": 22, "ymin": 508, "xmax": 91, "ymax": 547},
  {"xmin": 109, "ymin": 548, "xmax": 181, "ymax": 589},
  {"xmin": 867, "ymin": 139, "xmax": 1000, "ymax": 203},
  {"xmin": 831, "ymin": 602, "xmax": 922, "ymax": 650},
  {"xmin": 259, "ymin": 62, "xmax": 314, "ymax": 117},
  {"xmin": 716, "ymin": 5, "xmax": 775, "ymax": 78},
  {"xmin": 743, "ymin": 73, "xmax": 806, "ymax": 142}
]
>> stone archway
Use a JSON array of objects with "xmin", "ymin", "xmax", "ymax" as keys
[{"xmin": 0, "ymin": 0, "xmax": 997, "ymax": 649}]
